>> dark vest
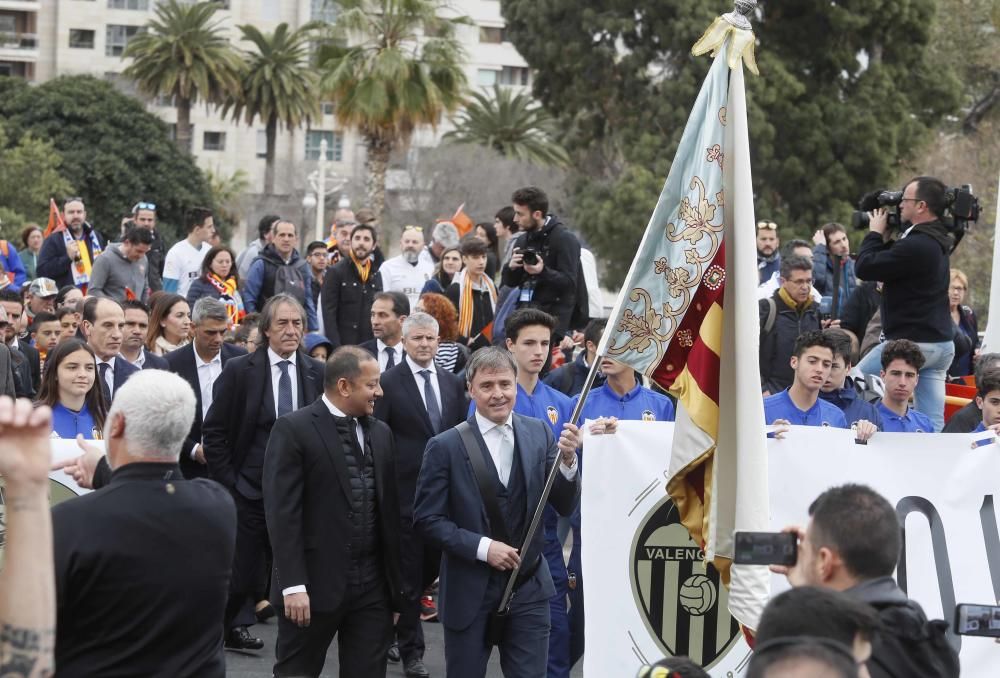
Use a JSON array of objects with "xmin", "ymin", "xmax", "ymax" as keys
[
  {"xmin": 337, "ymin": 417, "xmax": 382, "ymax": 591},
  {"xmin": 484, "ymin": 437, "xmax": 527, "ymax": 554}
]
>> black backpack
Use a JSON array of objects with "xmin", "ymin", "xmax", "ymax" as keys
[
  {"xmin": 867, "ymin": 601, "xmax": 960, "ymax": 678},
  {"xmin": 263, "ymin": 260, "xmax": 307, "ymax": 306}
]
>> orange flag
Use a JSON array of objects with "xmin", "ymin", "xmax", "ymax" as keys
[
  {"xmin": 44, "ymin": 198, "xmax": 66, "ymax": 237},
  {"xmin": 449, "ymin": 203, "xmax": 474, "ymax": 237}
]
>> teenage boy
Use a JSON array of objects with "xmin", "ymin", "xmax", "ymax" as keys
[
  {"xmin": 877, "ymin": 339, "xmax": 935, "ymax": 433},
  {"xmin": 971, "ymin": 368, "xmax": 1000, "ymax": 434},
  {"xmin": 163, "ymin": 207, "xmax": 214, "ymax": 296},
  {"xmin": 764, "ymin": 330, "xmax": 848, "ymax": 429},
  {"xmin": 447, "ymin": 236, "xmax": 497, "ymax": 350},
  {"xmin": 818, "ymin": 328, "xmax": 882, "ymax": 431}
]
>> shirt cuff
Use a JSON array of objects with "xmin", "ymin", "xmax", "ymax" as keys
[
  {"xmin": 476, "ymin": 536, "xmax": 492, "ymax": 562},
  {"xmin": 559, "ymin": 459, "xmax": 578, "ymax": 481},
  {"xmin": 282, "ymin": 585, "xmax": 307, "ymax": 596},
  {"xmin": 190, "ymin": 444, "xmax": 199, "ymax": 461}
]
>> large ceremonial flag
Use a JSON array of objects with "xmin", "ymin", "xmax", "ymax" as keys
[
  {"xmin": 596, "ymin": 9, "xmax": 769, "ymax": 629},
  {"xmin": 979, "ymin": 170, "xmax": 1000, "ymax": 351}
]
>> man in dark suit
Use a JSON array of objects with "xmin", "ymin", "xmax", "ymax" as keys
[
  {"xmin": 120, "ymin": 299, "xmax": 169, "ymax": 370},
  {"xmin": 265, "ymin": 345, "xmax": 404, "ymax": 677},
  {"xmin": 374, "ymin": 312, "xmax": 467, "ymax": 677},
  {"xmin": 0, "ymin": 289, "xmax": 40, "ymax": 396},
  {"xmin": 360, "ymin": 290, "xmax": 408, "ymax": 372},
  {"xmin": 52, "ymin": 370, "xmax": 237, "ymax": 678},
  {"xmin": 322, "ymin": 223, "xmax": 381, "ymax": 348},
  {"xmin": 165, "ymin": 297, "xmax": 246, "ymax": 480},
  {"xmin": 81, "ymin": 297, "xmax": 139, "ymax": 403},
  {"xmin": 203, "ymin": 293, "xmax": 324, "ymax": 650},
  {"xmin": 414, "ymin": 347, "xmax": 581, "ymax": 677}
]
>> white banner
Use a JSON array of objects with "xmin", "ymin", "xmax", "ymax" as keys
[{"xmin": 583, "ymin": 422, "xmax": 1000, "ymax": 676}]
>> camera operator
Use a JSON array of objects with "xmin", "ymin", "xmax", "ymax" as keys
[
  {"xmin": 854, "ymin": 176, "xmax": 954, "ymax": 431},
  {"xmin": 502, "ymin": 186, "xmax": 582, "ymax": 342}
]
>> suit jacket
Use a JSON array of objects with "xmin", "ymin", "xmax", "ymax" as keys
[
  {"xmin": 373, "ymin": 360, "xmax": 467, "ymax": 516},
  {"xmin": 14, "ymin": 339, "xmax": 40, "ymax": 393},
  {"xmin": 52, "ymin": 462, "xmax": 236, "ymax": 678},
  {"xmin": 141, "ymin": 348, "xmax": 169, "ymax": 371},
  {"xmin": 203, "ymin": 346, "xmax": 323, "ymax": 490},
  {"xmin": 110, "ymin": 354, "xmax": 140, "ymax": 398},
  {"xmin": 0, "ymin": 343, "xmax": 15, "ymax": 397},
  {"xmin": 164, "ymin": 342, "xmax": 247, "ymax": 479},
  {"xmin": 413, "ymin": 412, "xmax": 579, "ymax": 631},
  {"xmin": 263, "ymin": 399, "xmax": 405, "ymax": 613}
]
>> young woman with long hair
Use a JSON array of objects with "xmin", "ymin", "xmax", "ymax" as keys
[
  {"xmin": 146, "ymin": 293, "xmax": 191, "ymax": 355},
  {"xmin": 36, "ymin": 338, "xmax": 107, "ymax": 439}
]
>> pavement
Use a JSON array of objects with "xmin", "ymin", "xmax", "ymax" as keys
[{"xmin": 225, "ymin": 617, "xmax": 585, "ymax": 677}]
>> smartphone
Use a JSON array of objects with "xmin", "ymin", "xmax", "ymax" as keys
[
  {"xmin": 733, "ymin": 531, "xmax": 797, "ymax": 566},
  {"xmin": 954, "ymin": 603, "xmax": 1000, "ymax": 637}
]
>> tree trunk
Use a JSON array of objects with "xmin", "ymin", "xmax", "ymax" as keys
[
  {"xmin": 264, "ymin": 115, "xmax": 278, "ymax": 195},
  {"xmin": 176, "ymin": 97, "xmax": 193, "ymax": 154},
  {"xmin": 365, "ymin": 134, "xmax": 393, "ymax": 223}
]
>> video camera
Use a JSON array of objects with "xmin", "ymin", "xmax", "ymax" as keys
[{"xmin": 851, "ymin": 184, "xmax": 981, "ymax": 251}]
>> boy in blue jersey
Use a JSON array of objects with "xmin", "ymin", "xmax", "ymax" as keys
[
  {"xmin": 877, "ymin": 339, "xmax": 936, "ymax": 432},
  {"xmin": 764, "ymin": 330, "xmax": 849, "ymax": 429},
  {"xmin": 970, "ymin": 368, "xmax": 1000, "ymax": 434},
  {"xmin": 574, "ymin": 355, "xmax": 675, "ymax": 423},
  {"xmin": 818, "ymin": 328, "xmax": 880, "ymax": 439}
]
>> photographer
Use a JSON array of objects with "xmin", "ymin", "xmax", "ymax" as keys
[
  {"xmin": 854, "ymin": 176, "xmax": 954, "ymax": 431},
  {"xmin": 501, "ymin": 186, "xmax": 582, "ymax": 340}
]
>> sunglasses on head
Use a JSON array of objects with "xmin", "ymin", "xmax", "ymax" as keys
[
  {"xmin": 757, "ymin": 221, "xmax": 778, "ymax": 231},
  {"xmin": 133, "ymin": 202, "xmax": 156, "ymax": 212},
  {"xmin": 403, "ymin": 225, "xmax": 423, "ymax": 232}
]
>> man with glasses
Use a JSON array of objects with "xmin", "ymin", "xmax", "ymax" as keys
[
  {"xmin": 756, "ymin": 220, "xmax": 781, "ymax": 284},
  {"xmin": 854, "ymin": 176, "xmax": 954, "ymax": 431},
  {"xmin": 759, "ymin": 255, "xmax": 823, "ymax": 396},
  {"xmin": 37, "ymin": 197, "xmax": 107, "ymax": 290},
  {"xmin": 377, "ymin": 225, "xmax": 434, "ymax": 310}
]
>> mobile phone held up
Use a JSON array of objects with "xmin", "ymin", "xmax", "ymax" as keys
[
  {"xmin": 733, "ymin": 531, "xmax": 797, "ymax": 567},
  {"xmin": 954, "ymin": 603, "xmax": 1000, "ymax": 638}
]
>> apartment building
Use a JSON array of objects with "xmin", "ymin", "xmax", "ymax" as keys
[{"xmin": 15, "ymin": 0, "xmax": 528, "ymax": 205}]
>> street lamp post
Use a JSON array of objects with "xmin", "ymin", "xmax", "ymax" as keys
[{"xmin": 314, "ymin": 138, "xmax": 328, "ymax": 243}]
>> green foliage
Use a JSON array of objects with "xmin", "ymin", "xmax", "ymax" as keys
[
  {"xmin": 0, "ymin": 75, "xmax": 213, "ymax": 245},
  {"xmin": 501, "ymin": 0, "xmax": 963, "ymax": 286},
  {"xmin": 206, "ymin": 168, "xmax": 250, "ymax": 234},
  {"xmin": 318, "ymin": 0, "xmax": 469, "ymax": 218},
  {"xmin": 123, "ymin": 0, "xmax": 242, "ymax": 152},
  {"xmin": 443, "ymin": 84, "xmax": 570, "ymax": 167},
  {"xmin": 0, "ymin": 122, "xmax": 74, "ymax": 228}
]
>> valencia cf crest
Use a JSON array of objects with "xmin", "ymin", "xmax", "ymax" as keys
[
  {"xmin": 642, "ymin": 409, "xmax": 656, "ymax": 422},
  {"xmin": 546, "ymin": 406, "xmax": 558, "ymax": 426},
  {"xmin": 630, "ymin": 497, "xmax": 741, "ymax": 668}
]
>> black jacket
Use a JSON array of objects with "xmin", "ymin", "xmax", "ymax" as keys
[
  {"xmin": 146, "ymin": 229, "xmax": 166, "ymax": 292},
  {"xmin": 543, "ymin": 350, "xmax": 606, "ymax": 397},
  {"xmin": 942, "ymin": 399, "xmax": 981, "ymax": 433},
  {"xmin": 164, "ymin": 342, "xmax": 247, "ymax": 479},
  {"xmin": 321, "ymin": 256, "xmax": 381, "ymax": 348},
  {"xmin": 373, "ymin": 360, "xmax": 467, "ymax": 517},
  {"xmin": 500, "ymin": 215, "xmax": 581, "ymax": 336},
  {"xmin": 759, "ymin": 291, "xmax": 822, "ymax": 394},
  {"xmin": 202, "ymin": 346, "xmax": 324, "ymax": 490},
  {"xmin": 53, "ymin": 462, "xmax": 236, "ymax": 678},
  {"xmin": 264, "ymin": 399, "xmax": 405, "ymax": 613},
  {"xmin": 855, "ymin": 222, "xmax": 952, "ymax": 343},
  {"xmin": 839, "ymin": 280, "xmax": 881, "ymax": 339},
  {"xmin": 37, "ymin": 223, "xmax": 107, "ymax": 289}
]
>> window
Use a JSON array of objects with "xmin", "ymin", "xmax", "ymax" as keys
[
  {"xmin": 479, "ymin": 26, "xmax": 504, "ymax": 44},
  {"xmin": 305, "ymin": 130, "xmax": 343, "ymax": 161},
  {"xmin": 107, "ymin": 0, "xmax": 149, "ymax": 9},
  {"xmin": 105, "ymin": 24, "xmax": 141, "ymax": 56},
  {"xmin": 476, "ymin": 68, "xmax": 498, "ymax": 87},
  {"xmin": 203, "ymin": 131, "xmax": 226, "ymax": 151},
  {"xmin": 498, "ymin": 66, "xmax": 530, "ymax": 87},
  {"xmin": 256, "ymin": 130, "xmax": 267, "ymax": 158},
  {"xmin": 310, "ymin": 0, "xmax": 336, "ymax": 23},
  {"xmin": 321, "ymin": 101, "xmax": 335, "ymax": 116},
  {"xmin": 69, "ymin": 29, "xmax": 95, "ymax": 49}
]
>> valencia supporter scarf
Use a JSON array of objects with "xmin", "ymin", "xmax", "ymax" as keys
[{"xmin": 350, "ymin": 252, "xmax": 372, "ymax": 284}]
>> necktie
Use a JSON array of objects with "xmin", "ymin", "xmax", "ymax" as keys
[
  {"xmin": 420, "ymin": 369, "xmax": 442, "ymax": 434},
  {"xmin": 384, "ymin": 346, "xmax": 396, "ymax": 370},
  {"xmin": 345, "ymin": 417, "xmax": 367, "ymax": 455},
  {"xmin": 98, "ymin": 362, "xmax": 112, "ymax": 402},
  {"xmin": 277, "ymin": 360, "xmax": 293, "ymax": 416},
  {"xmin": 496, "ymin": 425, "xmax": 513, "ymax": 486}
]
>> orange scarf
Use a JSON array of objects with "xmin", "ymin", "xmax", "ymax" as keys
[
  {"xmin": 350, "ymin": 253, "xmax": 372, "ymax": 284},
  {"xmin": 457, "ymin": 269, "xmax": 497, "ymax": 337}
]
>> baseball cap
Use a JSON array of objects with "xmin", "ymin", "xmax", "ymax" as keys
[{"xmin": 29, "ymin": 278, "xmax": 59, "ymax": 298}]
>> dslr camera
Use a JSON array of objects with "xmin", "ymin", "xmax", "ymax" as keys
[
  {"xmin": 851, "ymin": 184, "xmax": 981, "ymax": 251},
  {"xmin": 521, "ymin": 247, "xmax": 540, "ymax": 266}
]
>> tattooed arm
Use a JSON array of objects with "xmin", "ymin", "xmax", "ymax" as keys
[{"xmin": 0, "ymin": 398, "xmax": 55, "ymax": 677}]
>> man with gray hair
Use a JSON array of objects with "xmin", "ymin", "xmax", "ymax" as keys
[
  {"xmin": 420, "ymin": 222, "xmax": 460, "ymax": 267},
  {"xmin": 374, "ymin": 312, "xmax": 468, "ymax": 676},
  {"xmin": 51, "ymin": 370, "xmax": 237, "ymax": 677},
  {"xmin": 165, "ymin": 297, "xmax": 247, "ymax": 480}
]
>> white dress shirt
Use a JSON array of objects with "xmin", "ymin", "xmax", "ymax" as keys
[
  {"xmin": 131, "ymin": 349, "xmax": 146, "ymax": 369},
  {"xmin": 268, "ymin": 347, "xmax": 298, "ymax": 416},
  {"xmin": 195, "ymin": 350, "xmax": 223, "ymax": 419},
  {"xmin": 376, "ymin": 339, "xmax": 405, "ymax": 373},
  {"xmin": 282, "ymin": 394, "xmax": 366, "ymax": 597},
  {"xmin": 473, "ymin": 411, "xmax": 578, "ymax": 562},
  {"xmin": 98, "ymin": 357, "xmax": 116, "ymax": 399},
  {"xmin": 407, "ymin": 355, "xmax": 441, "ymax": 414}
]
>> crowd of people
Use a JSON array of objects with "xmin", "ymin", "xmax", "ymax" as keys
[{"xmin": 0, "ymin": 177, "xmax": 981, "ymax": 678}]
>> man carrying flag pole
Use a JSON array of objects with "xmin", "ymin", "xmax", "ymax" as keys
[{"xmin": 37, "ymin": 197, "xmax": 105, "ymax": 292}]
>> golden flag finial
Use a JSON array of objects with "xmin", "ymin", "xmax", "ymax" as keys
[{"xmin": 692, "ymin": 0, "xmax": 759, "ymax": 75}]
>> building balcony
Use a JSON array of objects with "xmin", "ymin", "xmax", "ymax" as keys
[
  {"xmin": 0, "ymin": 31, "xmax": 37, "ymax": 61},
  {"xmin": 0, "ymin": 1, "xmax": 41, "ymax": 12}
]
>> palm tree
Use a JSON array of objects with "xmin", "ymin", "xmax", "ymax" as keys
[
  {"xmin": 225, "ymin": 23, "xmax": 321, "ymax": 195},
  {"xmin": 122, "ymin": 0, "xmax": 242, "ymax": 154},
  {"xmin": 444, "ymin": 85, "xmax": 570, "ymax": 167},
  {"xmin": 318, "ymin": 0, "xmax": 468, "ymax": 220}
]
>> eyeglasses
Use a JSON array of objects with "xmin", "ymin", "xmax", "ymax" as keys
[
  {"xmin": 133, "ymin": 201, "xmax": 156, "ymax": 212},
  {"xmin": 899, "ymin": 198, "xmax": 922, "ymax": 204},
  {"xmin": 757, "ymin": 221, "xmax": 778, "ymax": 231}
]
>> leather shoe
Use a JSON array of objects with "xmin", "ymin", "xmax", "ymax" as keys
[
  {"xmin": 224, "ymin": 626, "xmax": 264, "ymax": 651},
  {"xmin": 404, "ymin": 658, "xmax": 430, "ymax": 677},
  {"xmin": 387, "ymin": 641, "xmax": 401, "ymax": 663}
]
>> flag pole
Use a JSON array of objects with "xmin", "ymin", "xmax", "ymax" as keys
[
  {"xmin": 496, "ymin": 348, "xmax": 605, "ymax": 613},
  {"xmin": 980, "ymin": 169, "xmax": 1000, "ymax": 352}
]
